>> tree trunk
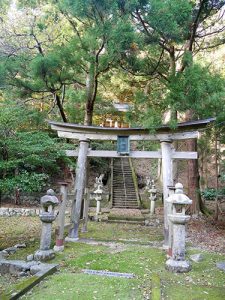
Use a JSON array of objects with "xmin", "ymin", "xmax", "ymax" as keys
[
  {"xmin": 54, "ymin": 93, "xmax": 67, "ymax": 123},
  {"xmin": 84, "ymin": 100, "xmax": 94, "ymax": 126},
  {"xmin": 185, "ymin": 110, "xmax": 203, "ymax": 214},
  {"xmin": 84, "ymin": 62, "xmax": 98, "ymax": 126},
  {"xmin": 186, "ymin": 138, "xmax": 200, "ymax": 213},
  {"xmin": 214, "ymin": 133, "xmax": 219, "ymax": 220}
]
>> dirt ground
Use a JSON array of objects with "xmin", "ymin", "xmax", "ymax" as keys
[{"xmin": 188, "ymin": 216, "xmax": 225, "ymax": 253}]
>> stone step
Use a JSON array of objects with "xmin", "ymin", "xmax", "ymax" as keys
[
  {"xmin": 113, "ymin": 193, "xmax": 136, "ymax": 199},
  {"xmin": 113, "ymin": 195, "xmax": 137, "ymax": 198},
  {"xmin": 114, "ymin": 191, "xmax": 136, "ymax": 193},
  {"xmin": 113, "ymin": 183, "xmax": 135, "ymax": 185},
  {"xmin": 114, "ymin": 197, "xmax": 137, "ymax": 199},
  {"xmin": 114, "ymin": 185, "xmax": 135, "ymax": 191},
  {"xmin": 112, "ymin": 206, "xmax": 139, "ymax": 209},
  {"xmin": 112, "ymin": 200, "xmax": 137, "ymax": 202},
  {"xmin": 112, "ymin": 158, "xmax": 138, "ymax": 209},
  {"xmin": 113, "ymin": 188, "xmax": 136, "ymax": 191},
  {"xmin": 113, "ymin": 198, "xmax": 137, "ymax": 200},
  {"xmin": 107, "ymin": 219, "xmax": 143, "ymax": 224},
  {"xmin": 113, "ymin": 203, "xmax": 138, "ymax": 206},
  {"xmin": 112, "ymin": 202, "xmax": 138, "ymax": 204},
  {"xmin": 113, "ymin": 192, "xmax": 136, "ymax": 194},
  {"xmin": 112, "ymin": 200, "xmax": 138, "ymax": 203}
]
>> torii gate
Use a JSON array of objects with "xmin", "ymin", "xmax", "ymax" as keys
[{"xmin": 49, "ymin": 118, "xmax": 214, "ymax": 247}]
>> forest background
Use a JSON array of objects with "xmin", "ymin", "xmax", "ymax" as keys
[{"xmin": 0, "ymin": 0, "xmax": 225, "ymax": 215}]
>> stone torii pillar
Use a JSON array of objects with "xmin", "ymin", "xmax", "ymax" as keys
[
  {"xmin": 67, "ymin": 139, "xmax": 89, "ymax": 241},
  {"xmin": 160, "ymin": 139, "xmax": 173, "ymax": 248}
]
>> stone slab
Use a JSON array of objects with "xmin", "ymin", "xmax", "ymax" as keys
[
  {"xmin": 190, "ymin": 253, "xmax": 204, "ymax": 263},
  {"xmin": 216, "ymin": 262, "xmax": 225, "ymax": 272},
  {"xmin": 82, "ymin": 269, "xmax": 135, "ymax": 278},
  {"xmin": 0, "ymin": 259, "xmax": 58, "ymax": 299},
  {"xmin": 65, "ymin": 236, "xmax": 79, "ymax": 242}
]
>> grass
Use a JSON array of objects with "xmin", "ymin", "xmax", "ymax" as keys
[
  {"xmin": 0, "ymin": 216, "xmax": 225, "ymax": 299},
  {"xmin": 79, "ymin": 222, "xmax": 164, "ymax": 242},
  {"xmin": 21, "ymin": 273, "xmax": 143, "ymax": 300},
  {"xmin": 0, "ymin": 216, "xmax": 41, "ymax": 250}
]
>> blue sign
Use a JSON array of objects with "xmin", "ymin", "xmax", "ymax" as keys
[{"xmin": 117, "ymin": 136, "xmax": 130, "ymax": 155}]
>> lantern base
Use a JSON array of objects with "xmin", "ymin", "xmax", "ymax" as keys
[
  {"xmin": 65, "ymin": 236, "xmax": 79, "ymax": 242},
  {"xmin": 53, "ymin": 245, "xmax": 64, "ymax": 252},
  {"xmin": 166, "ymin": 258, "xmax": 191, "ymax": 273},
  {"xmin": 34, "ymin": 249, "xmax": 55, "ymax": 261}
]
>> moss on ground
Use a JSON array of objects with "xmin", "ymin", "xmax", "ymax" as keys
[
  {"xmin": 163, "ymin": 284, "xmax": 225, "ymax": 300},
  {"xmin": 22, "ymin": 273, "xmax": 143, "ymax": 300},
  {"xmin": 79, "ymin": 222, "xmax": 164, "ymax": 242},
  {"xmin": 0, "ymin": 217, "xmax": 225, "ymax": 299}
]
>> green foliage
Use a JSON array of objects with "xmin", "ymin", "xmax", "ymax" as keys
[
  {"xmin": 0, "ymin": 131, "xmax": 70, "ymax": 193},
  {"xmin": 201, "ymin": 188, "xmax": 217, "ymax": 201},
  {"xmin": 0, "ymin": 102, "xmax": 72, "ymax": 195},
  {"xmin": 166, "ymin": 63, "xmax": 225, "ymax": 119},
  {"xmin": 201, "ymin": 187, "xmax": 225, "ymax": 201},
  {"xmin": 64, "ymin": 89, "xmax": 86, "ymax": 123},
  {"xmin": 127, "ymin": 86, "xmax": 167, "ymax": 130},
  {"xmin": 0, "ymin": 172, "xmax": 49, "ymax": 193},
  {"xmin": 143, "ymin": 0, "xmax": 193, "ymax": 42}
]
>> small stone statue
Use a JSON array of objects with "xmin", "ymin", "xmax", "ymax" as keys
[
  {"xmin": 94, "ymin": 174, "xmax": 104, "ymax": 189},
  {"xmin": 145, "ymin": 177, "xmax": 151, "ymax": 191},
  {"xmin": 34, "ymin": 189, "xmax": 59, "ymax": 261}
]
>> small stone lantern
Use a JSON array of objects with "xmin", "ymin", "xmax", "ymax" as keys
[
  {"xmin": 34, "ymin": 189, "xmax": 59, "ymax": 261},
  {"xmin": 94, "ymin": 184, "xmax": 103, "ymax": 221},
  {"xmin": 165, "ymin": 183, "xmax": 192, "ymax": 273},
  {"xmin": 149, "ymin": 183, "xmax": 157, "ymax": 215}
]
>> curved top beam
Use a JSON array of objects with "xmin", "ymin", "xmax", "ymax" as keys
[{"xmin": 48, "ymin": 118, "xmax": 215, "ymax": 141}]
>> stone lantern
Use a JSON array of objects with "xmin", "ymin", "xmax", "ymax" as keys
[
  {"xmin": 165, "ymin": 183, "xmax": 192, "ymax": 273},
  {"xmin": 34, "ymin": 189, "xmax": 59, "ymax": 261},
  {"xmin": 149, "ymin": 183, "xmax": 157, "ymax": 215},
  {"xmin": 94, "ymin": 184, "xmax": 103, "ymax": 221}
]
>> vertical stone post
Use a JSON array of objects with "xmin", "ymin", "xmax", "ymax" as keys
[
  {"xmin": 54, "ymin": 182, "xmax": 68, "ymax": 252},
  {"xmin": 34, "ymin": 189, "xmax": 59, "ymax": 261},
  {"xmin": 160, "ymin": 139, "xmax": 173, "ymax": 248},
  {"xmin": 149, "ymin": 183, "xmax": 157, "ymax": 215},
  {"xmin": 67, "ymin": 139, "xmax": 89, "ymax": 241},
  {"xmin": 81, "ymin": 188, "xmax": 90, "ymax": 233},
  {"xmin": 166, "ymin": 183, "xmax": 192, "ymax": 273},
  {"xmin": 167, "ymin": 186, "xmax": 176, "ymax": 257}
]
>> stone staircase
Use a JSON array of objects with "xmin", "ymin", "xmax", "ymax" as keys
[{"xmin": 112, "ymin": 158, "xmax": 139, "ymax": 209}]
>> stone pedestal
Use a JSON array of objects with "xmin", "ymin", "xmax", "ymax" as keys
[
  {"xmin": 34, "ymin": 190, "xmax": 59, "ymax": 261},
  {"xmin": 165, "ymin": 183, "xmax": 192, "ymax": 273}
]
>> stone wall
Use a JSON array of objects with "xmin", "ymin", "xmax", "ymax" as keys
[{"xmin": 0, "ymin": 207, "xmax": 40, "ymax": 217}]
